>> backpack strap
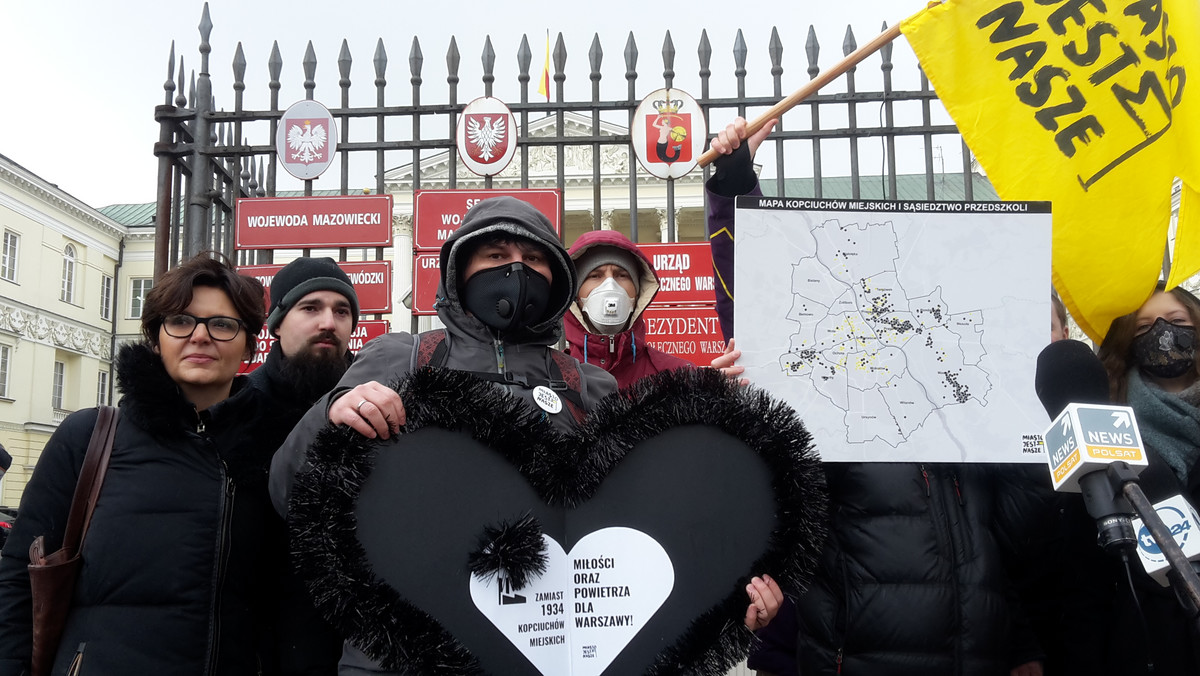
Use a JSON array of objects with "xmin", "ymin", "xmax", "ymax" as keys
[
  {"xmin": 547, "ymin": 350, "xmax": 588, "ymax": 425},
  {"xmin": 412, "ymin": 329, "xmax": 450, "ymax": 370}
]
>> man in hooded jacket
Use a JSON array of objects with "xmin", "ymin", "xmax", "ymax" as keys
[
  {"xmin": 269, "ymin": 196, "xmax": 620, "ymax": 672},
  {"xmin": 564, "ymin": 230, "xmax": 694, "ymax": 388}
]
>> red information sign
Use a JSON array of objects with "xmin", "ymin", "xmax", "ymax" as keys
[
  {"xmin": 235, "ymin": 195, "xmax": 393, "ymax": 249},
  {"xmin": 240, "ymin": 261, "xmax": 392, "ymax": 314},
  {"xmin": 239, "ymin": 319, "xmax": 390, "ymax": 373},
  {"xmin": 641, "ymin": 305, "xmax": 725, "ymax": 367},
  {"xmin": 413, "ymin": 189, "xmax": 561, "ymax": 250},
  {"xmin": 640, "ymin": 242, "xmax": 717, "ymax": 306},
  {"xmin": 412, "ymin": 253, "xmax": 442, "ymax": 316}
]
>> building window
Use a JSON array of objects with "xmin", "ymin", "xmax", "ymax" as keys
[
  {"xmin": 130, "ymin": 278, "xmax": 154, "ymax": 319},
  {"xmin": 96, "ymin": 370, "xmax": 109, "ymax": 406},
  {"xmin": 0, "ymin": 345, "xmax": 9, "ymax": 399},
  {"xmin": 1, "ymin": 231, "xmax": 18, "ymax": 282},
  {"xmin": 60, "ymin": 244, "xmax": 77, "ymax": 304},
  {"xmin": 100, "ymin": 275, "xmax": 113, "ymax": 321},
  {"xmin": 52, "ymin": 361, "xmax": 65, "ymax": 409}
]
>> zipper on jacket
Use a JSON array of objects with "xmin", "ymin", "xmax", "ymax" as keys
[
  {"xmin": 66, "ymin": 643, "xmax": 85, "ymax": 676},
  {"xmin": 494, "ymin": 337, "xmax": 507, "ymax": 373},
  {"xmin": 952, "ymin": 472, "xmax": 965, "ymax": 506},
  {"xmin": 834, "ymin": 553, "xmax": 851, "ymax": 674},
  {"xmin": 204, "ymin": 455, "xmax": 235, "ymax": 676},
  {"xmin": 927, "ymin": 466, "xmax": 964, "ymax": 674},
  {"xmin": 920, "ymin": 464, "xmax": 931, "ymax": 496}
]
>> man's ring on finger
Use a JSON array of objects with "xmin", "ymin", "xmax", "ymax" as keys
[{"xmin": 356, "ymin": 399, "xmax": 369, "ymax": 413}]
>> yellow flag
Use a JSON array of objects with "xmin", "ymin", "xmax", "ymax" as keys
[
  {"xmin": 537, "ymin": 30, "xmax": 551, "ymax": 101},
  {"xmin": 901, "ymin": 0, "xmax": 1200, "ymax": 341}
]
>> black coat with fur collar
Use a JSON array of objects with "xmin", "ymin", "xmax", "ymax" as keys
[{"xmin": 0, "ymin": 343, "xmax": 286, "ymax": 676}]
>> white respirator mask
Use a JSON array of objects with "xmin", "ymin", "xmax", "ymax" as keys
[{"xmin": 581, "ymin": 277, "xmax": 634, "ymax": 334}]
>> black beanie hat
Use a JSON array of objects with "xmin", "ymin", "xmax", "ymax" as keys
[
  {"xmin": 266, "ymin": 257, "xmax": 360, "ymax": 334},
  {"xmin": 0, "ymin": 444, "xmax": 11, "ymax": 472}
]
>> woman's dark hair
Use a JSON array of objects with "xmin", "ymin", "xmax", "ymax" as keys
[
  {"xmin": 1097, "ymin": 282, "xmax": 1200, "ymax": 402},
  {"xmin": 1051, "ymin": 290, "xmax": 1068, "ymax": 328},
  {"xmin": 141, "ymin": 252, "xmax": 265, "ymax": 357}
]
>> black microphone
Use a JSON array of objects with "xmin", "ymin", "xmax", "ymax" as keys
[
  {"xmin": 1036, "ymin": 344, "xmax": 1200, "ymax": 623},
  {"xmin": 1035, "ymin": 339, "xmax": 1138, "ymax": 554},
  {"xmin": 1034, "ymin": 339, "xmax": 1110, "ymax": 419}
]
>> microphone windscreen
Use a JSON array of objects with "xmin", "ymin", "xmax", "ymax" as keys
[{"xmin": 1034, "ymin": 339, "xmax": 1110, "ymax": 419}]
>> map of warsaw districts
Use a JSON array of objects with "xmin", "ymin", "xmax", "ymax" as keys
[
  {"xmin": 780, "ymin": 216, "xmax": 990, "ymax": 447},
  {"xmin": 734, "ymin": 197, "xmax": 1052, "ymax": 464}
]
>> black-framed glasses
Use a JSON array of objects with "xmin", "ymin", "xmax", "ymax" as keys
[{"xmin": 162, "ymin": 314, "xmax": 245, "ymax": 341}]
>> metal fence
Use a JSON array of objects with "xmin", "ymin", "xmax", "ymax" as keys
[{"xmin": 152, "ymin": 5, "xmax": 980, "ymax": 276}]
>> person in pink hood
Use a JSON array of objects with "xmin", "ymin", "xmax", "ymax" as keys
[{"xmin": 564, "ymin": 230, "xmax": 696, "ymax": 388}]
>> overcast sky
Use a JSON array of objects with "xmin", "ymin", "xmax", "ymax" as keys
[{"xmin": 0, "ymin": 0, "xmax": 932, "ymax": 209}]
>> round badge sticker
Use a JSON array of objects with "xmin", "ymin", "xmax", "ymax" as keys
[
  {"xmin": 456, "ymin": 96, "xmax": 518, "ymax": 177},
  {"xmin": 532, "ymin": 385, "xmax": 563, "ymax": 415},
  {"xmin": 275, "ymin": 99, "xmax": 338, "ymax": 180},
  {"xmin": 630, "ymin": 88, "xmax": 706, "ymax": 180}
]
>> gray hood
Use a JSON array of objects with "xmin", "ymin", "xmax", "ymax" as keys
[{"xmin": 436, "ymin": 196, "xmax": 574, "ymax": 343}]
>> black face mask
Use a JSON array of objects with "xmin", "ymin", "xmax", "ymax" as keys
[
  {"xmin": 461, "ymin": 262, "xmax": 551, "ymax": 333},
  {"xmin": 1132, "ymin": 317, "xmax": 1197, "ymax": 379}
]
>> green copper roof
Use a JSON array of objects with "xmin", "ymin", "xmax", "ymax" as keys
[{"xmin": 99, "ymin": 189, "xmax": 352, "ymax": 227}]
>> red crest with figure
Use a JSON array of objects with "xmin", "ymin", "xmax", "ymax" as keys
[
  {"xmin": 630, "ymin": 88, "xmax": 706, "ymax": 180},
  {"xmin": 644, "ymin": 108, "xmax": 693, "ymax": 165}
]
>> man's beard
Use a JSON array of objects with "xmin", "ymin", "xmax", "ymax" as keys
[{"xmin": 277, "ymin": 333, "xmax": 351, "ymax": 403}]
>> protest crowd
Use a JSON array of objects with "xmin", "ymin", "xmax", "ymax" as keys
[{"xmin": 0, "ymin": 149, "xmax": 1195, "ymax": 673}]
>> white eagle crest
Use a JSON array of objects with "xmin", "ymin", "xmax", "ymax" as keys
[
  {"xmin": 286, "ymin": 120, "xmax": 327, "ymax": 164},
  {"xmin": 466, "ymin": 116, "xmax": 506, "ymax": 161}
]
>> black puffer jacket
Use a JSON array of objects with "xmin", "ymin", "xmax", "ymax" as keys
[
  {"xmin": 0, "ymin": 343, "xmax": 285, "ymax": 676},
  {"xmin": 794, "ymin": 462, "xmax": 1038, "ymax": 675}
]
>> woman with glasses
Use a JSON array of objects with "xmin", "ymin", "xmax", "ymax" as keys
[{"xmin": 0, "ymin": 254, "xmax": 290, "ymax": 675}]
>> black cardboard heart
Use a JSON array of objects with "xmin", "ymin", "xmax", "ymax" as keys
[{"xmin": 289, "ymin": 367, "xmax": 827, "ymax": 676}]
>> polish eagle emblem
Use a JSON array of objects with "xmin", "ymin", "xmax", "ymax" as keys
[
  {"xmin": 466, "ymin": 116, "xmax": 507, "ymax": 161},
  {"xmin": 286, "ymin": 120, "xmax": 327, "ymax": 164}
]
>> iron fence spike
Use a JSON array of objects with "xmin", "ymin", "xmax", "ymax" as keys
[
  {"xmin": 339, "ymin": 39, "xmax": 353, "ymax": 80},
  {"xmin": 589, "ymin": 34, "xmax": 602, "ymax": 74},
  {"xmin": 409, "ymin": 37, "xmax": 423, "ymax": 76},
  {"xmin": 806, "ymin": 25, "xmax": 819, "ymax": 78},
  {"xmin": 233, "ymin": 43, "xmax": 246, "ymax": 84},
  {"xmin": 374, "ymin": 38, "xmax": 387, "ymax": 78},
  {"xmin": 448, "ymin": 36, "xmax": 462, "ymax": 76},
  {"xmin": 516, "ymin": 35, "xmax": 531, "ymax": 74}
]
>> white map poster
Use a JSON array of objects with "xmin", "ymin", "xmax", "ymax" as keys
[{"xmin": 734, "ymin": 197, "xmax": 1052, "ymax": 463}]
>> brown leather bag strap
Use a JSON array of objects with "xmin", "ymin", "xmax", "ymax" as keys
[{"xmin": 59, "ymin": 405, "xmax": 119, "ymax": 557}]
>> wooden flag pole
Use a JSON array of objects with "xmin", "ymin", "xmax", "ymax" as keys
[{"xmin": 697, "ymin": 21, "xmax": 904, "ymax": 168}]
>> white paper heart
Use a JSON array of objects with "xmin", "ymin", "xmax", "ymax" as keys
[{"xmin": 469, "ymin": 527, "xmax": 675, "ymax": 676}]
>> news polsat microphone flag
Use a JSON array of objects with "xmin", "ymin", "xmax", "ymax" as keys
[{"xmin": 900, "ymin": 0, "xmax": 1199, "ymax": 342}]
